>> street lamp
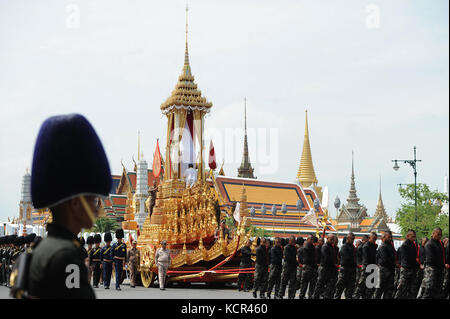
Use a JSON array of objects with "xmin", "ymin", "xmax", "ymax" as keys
[{"xmin": 392, "ymin": 146, "xmax": 422, "ymax": 231}]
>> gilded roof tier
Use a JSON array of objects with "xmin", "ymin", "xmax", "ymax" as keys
[{"xmin": 160, "ymin": 22, "xmax": 212, "ymax": 112}]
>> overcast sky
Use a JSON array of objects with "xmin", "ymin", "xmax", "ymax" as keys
[{"xmin": 0, "ymin": 0, "xmax": 448, "ymax": 222}]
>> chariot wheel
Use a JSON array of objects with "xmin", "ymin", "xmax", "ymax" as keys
[
  {"xmin": 140, "ymin": 245, "xmax": 155, "ymax": 288},
  {"xmin": 141, "ymin": 268, "xmax": 155, "ymax": 288}
]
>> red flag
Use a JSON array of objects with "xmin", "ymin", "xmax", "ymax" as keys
[
  {"xmin": 208, "ymin": 140, "xmax": 217, "ymax": 170},
  {"xmin": 153, "ymin": 139, "xmax": 162, "ymax": 178},
  {"xmin": 128, "ymin": 232, "xmax": 134, "ymax": 244}
]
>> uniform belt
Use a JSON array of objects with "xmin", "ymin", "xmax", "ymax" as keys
[
  {"xmin": 114, "ymin": 256, "xmax": 125, "ymax": 260},
  {"xmin": 103, "ymin": 259, "xmax": 113, "ymax": 262},
  {"xmin": 92, "ymin": 259, "xmax": 101, "ymax": 262}
]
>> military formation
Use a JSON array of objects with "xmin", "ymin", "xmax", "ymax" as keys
[
  {"xmin": 239, "ymin": 228, "xmax": 449, "ymax": 299},
  {"xmin": 0, "ymin": 234, "xmax": 40, "ymax": 288}
]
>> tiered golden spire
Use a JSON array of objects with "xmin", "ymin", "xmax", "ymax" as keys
[
  {"xmin": 297, "ymin": 110, "xmax": 318, "ymax": 187},
  {"xmin": 160, "ymin": 5, "xmax": 212, "ymax": 111},
  {"xmin": 374, "ymin": 175, "xmax": 389, "ymax": 220}
]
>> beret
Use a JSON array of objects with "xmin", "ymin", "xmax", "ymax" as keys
[{"xmin": 31, "ymin": 114, "xmax": 111, "ymax": 209}]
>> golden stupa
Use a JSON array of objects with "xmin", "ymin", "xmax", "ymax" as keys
[{"xmin": 296, "ymin": 110, "xmax": 323, "ymax": 201}]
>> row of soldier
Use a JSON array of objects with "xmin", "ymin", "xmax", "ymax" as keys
[
  {"xmin": 238, "ymin": 227, "xmax": 449, "ymax": 299},
  {"xmin": 81, "ymin": 229, "xmax": 140, "ymax": 290},
  {"xmin": 1, "ymin": 228, "xmax": 141, "ymax": 292},
  {"xmin": 0, "ymin": 234, "xmax": 41, "ymax": 287}
]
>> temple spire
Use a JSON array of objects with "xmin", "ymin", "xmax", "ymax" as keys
[
  {"xmin": 297, "ymin": 110, "xmax": 318, "ymax": 187},
  {"xmin": 374, "ymin": 174, "xmax": 389, "ymax": 220},
  {"xmin": 346, "ymin": 150, "xmax": 360, "ymax": 207},
  {"xmin": 237, "ymin": 97, "xmax": 255, "ymax": 179}
]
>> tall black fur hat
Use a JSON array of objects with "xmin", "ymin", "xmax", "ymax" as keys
[
  {"xmin": 0, "ymin": 237, "xmax": 4, "ymax": 245},
  {"xmin": 296, "ymin": 237, "xmax": 304, "ymax": 246},
  {"xmin": 86, "ymin": 235, "xmax": 94, "ymax": 245},
  {"xmin": 31, "ymin": 114, "xmax": 112, "ymax": 209},
  {"xmin": 79, "ymin": 236, "xmax": 85, "ymax": 246},
  {"xmin": 28, "ymin": 233, "xmax": 37, "ymax": 243},
  {"xmin": 115, "ymin": 228, "xmax": 124, "ymax": 239},
  {"xmin": 104, "ymin": 232, "xmax": 112, "ymax": 242},
  {"xmin": 94, "ymin": 234, "xmax": 102, "ymax": 244},
  {"xmin": 9, "ymin": 235, "xmax": 17, "ymax": 245},
  {"xmin": 14, "ymin": 236, "xmax": 24, "ymax": 246}
]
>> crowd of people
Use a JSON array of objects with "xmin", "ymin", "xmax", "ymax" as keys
[{"xmin": 237, "ymin": 228, "xmax": 449, "ymax": 299}]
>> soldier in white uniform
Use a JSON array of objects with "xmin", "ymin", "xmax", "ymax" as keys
[{"xmin": 183, "ymin": 164, "xmax": 197, "ymax": 188}]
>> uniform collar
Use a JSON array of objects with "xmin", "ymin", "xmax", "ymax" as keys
[{"xmin": 46, "ymin": 223, "xmax": 78, "ymax": 241}]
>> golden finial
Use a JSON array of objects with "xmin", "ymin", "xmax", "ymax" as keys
[{"xmin": 184, "ymin": 3, "xmax": 189, "ymax": 66}]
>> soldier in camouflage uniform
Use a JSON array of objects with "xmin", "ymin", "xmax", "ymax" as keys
[
  {"xmin": 313, "ymin": 234, "xmax": 339, "ymax": 299},
  {"xmin": 334, "ymin": 233, "xmax": 357, "ymax": 299},
  {"xmin": 354, "ymin": 232, "xmax": 378, "ymax": 299},
  {"xmin": 295, "ymin": 237, "xmax": 304, "ymax": 291},
  {"xmin": 416, "ymin": 237, "xmax": 429, "ymax": 298},
  {"xmin": 373, "ymin": 231, "xmax": 396, "ymax": 299},
  {"xmin": 354, "ymin": 236, "xmax": 368, "ymax": 291},
  {"xmin": 252, "ymin": 238, "xmax": 270, "ymax": 299},
  {"xmin": 298, "ymin": 235, "xmax": 318, "ymax": 299},
  {"xmin": 266, "ymin": 238, "xmax": 283, "ymax": 299},
  {"xmin": 278, "ymin": 236, "xmax": 298, "ymax": 299},
  {"xmin": 421, "ymin": 228, "xmax": 445, "ymax": 299},
  {"xmin": 442, "ymin": 238, "xmax": 449, "ymax": 299},
  {"xmin": 394, "ymin": 230, "xmax": 420, "ymax": 299}
]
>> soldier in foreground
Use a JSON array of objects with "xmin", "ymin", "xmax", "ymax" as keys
[
  {"xmin": 395, "ymin": 229, "xmax": 419, "ymax": 299},
  {"xmin": 334, "ymin": 233, "xmax": 356, "ymax": 299},
  {"xmin": 237, "ymin": 239, "xmax": 254, "ymax": 292},
  {"xmin": 252, "ymin": 238, "xmax": 269, "ymax": 299},
  {"xmin": 127, "ymin": 239, "xmax": 140, "ymax": 288},
  {"xmin": 298, "ymin": 235, "xmax": 317, "ymax": 299},
  {"xmin": 421, "ymin": 227, "xmax": 445, "ymax": 299},
  {"xmin": 266, "ymin": 237, "xmax": 283, "ymax": 299},
  {"xmin": 18, "ymin": 114, "xmax": 111, "ymax": 299},
  {"xmin": 374, "ymin": 231, "xmax": 396, "ymax": 299}
]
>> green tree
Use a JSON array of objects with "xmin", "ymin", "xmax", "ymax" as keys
[
  {"xmin": 91, "ymin": 217, "xmax": 120, "ymax": 233},
  {"xmin": 395, "ymin": 183, "xmax": 448, "ymax": 240}
]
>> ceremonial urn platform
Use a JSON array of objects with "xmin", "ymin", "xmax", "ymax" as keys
[{"xmin": 137, "ymin": 178, "xmax": 252, "ymax": 288}]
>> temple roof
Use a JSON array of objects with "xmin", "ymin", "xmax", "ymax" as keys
[{"xmin": 160, "ymin": 11, "xmax": 212, "ymax": 113}]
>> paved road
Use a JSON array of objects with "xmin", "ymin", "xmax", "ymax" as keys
[{"xmin": 0, "ymin": 281, "xmax": 255, "ymax": 299}]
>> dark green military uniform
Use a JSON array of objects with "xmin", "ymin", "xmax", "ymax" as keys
[{"xmin": 28, "ymin": 224, "xmax": 95, "ymax": 299}]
